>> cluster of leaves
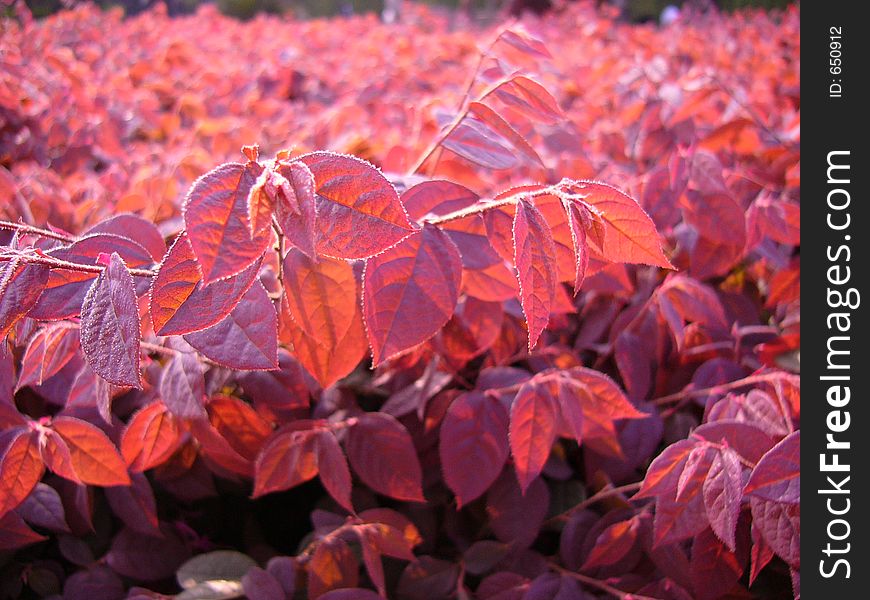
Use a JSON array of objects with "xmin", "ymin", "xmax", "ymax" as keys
[{"xmin": 1, "ymin": 2, "xmax": 798, "ymax": 600}]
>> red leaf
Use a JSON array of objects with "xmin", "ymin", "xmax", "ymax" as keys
[
  {"xmin": 275, "ymin": 161, "xmax": 318, "ymax": 259},
  {"xmin": 637, "ymin": 439, "xmax": 695, "ymax": 499},
  {"xmin": 702, "ymin": 447, "xmax": 744, "ymax": 550},
  {"xmin": 346, "ymin": 413, "xmax": 425, "ymax": 502},
  {"xmin": 500, "ymin": 28, "xmax": 552, "ymax": 58},
  {"xmin": 765, "ymin": 257, "xmax": 800, "ymax": 309},
  {"xmin": 0, "ymin": 510, "xmax": 47, "ymax": 550},
  {"xmin": 239, "ymin": 351, "xmax": 311, "ymax": 411},
  {"xmin": 104, "ymin": 471, "xmax": 160, "ymax": 536},
  {"xmin": 652, "ymin": 488, "xmax": 709, "ymax": 548},
  {"xmin": 510, "ymin": 378, "xmax": 558, "ymax": 493},
  {"xmin": 106, "ymin": 525, "xmax": 190, "ymax": 582},
  {"xmin": 439, "ymin": 391, "xmax": 509, "ymax": 507},
  {"xmin": 486, "ymin": 470, "xmax": 549, "ymax": 549},
  {"xmin": 676, "ymin": 445, "xmax": 714, "ymax": 500},
  {"xmin": 49, "ymin": 417, "xmax": 131, "ymax": 486},
  {"xmin": 524, "ymin": 573, "xmax": 585, "ymax": 599},
  {"xmin": 657, "ymin": 276, "xmax": 728, "ymax": 349},
  {"xmin": 253, "ymin": 423, "xmax": 319, "ymax": 497},
  {"xmin": 358, "ymin": 508, "xmax": 423, "ymax": 558},
  {"xmin": 690, "ymin": 528, "xmax": 746, "ymax": 600},
  {"xmin": 282, "ymin": 250, "xmax": 358, "ymax": 349},
  {"xmin": 435, "ymin": 297, "xmax": 503, "ymax": 363},
  {"xmin": 561, "ymin": 199, "xmax": 590, "ymax": 294},
  {"xmin": 0, "ymin": 429, "xmax": 43, "ymax": 517},
  {"xmin": 84, "ymin": 213, "xmax": 167, "ymax": 263},
  {"xmin": 749, "ymin": 523, "xmax": 775, "ymax": 584},
  {"xmin": 80, "ymin": 252, "xmax": 141, "ymax": 388},
  {"xmin": 683, "ymin": 190, "xmax": 746, "ymax": 250},
  {"xmin": 315, "ymin": 430, "xmax": 353, "ymax": 513},
  {"xmin": 121, "ymin": 402, "xmax": 182, "ymax": 472},
  {"xmin": 188, "ymin": 418, "xmax": 254, "ymax": 477},
  {"xmin": 401, "ymin": 180, "xmax": 479, "ymax": 221},
  {"xmin": 159, "ymin": 350, "xmax": 206, "ymax": 420},
  {"xmin": 442, "ymin": 115, "xmax": 519, "ymax": 170},
  {"xmin": 744, "ymin": 430, "xmax": 799, "ymax": 504},
  {"xmin": 307, "ymin": 538, "xmax": 359, "ymax": 599},
  {"xmin": 565, "ymin": 368, "xmax": 645, "ymax": 453},
  {"xmin": 295, "ymin": 152, "xmax": 414, "ymax": 259},
  {"xmin": 0, "ymin": 258, "xmax": 49, "ymax": 339},
  {"xmin": 582, "ymin": 517, "xmax": 639, "ymax": 570},
  {"xmin": 570, "ymin": 181, "xmax": 673, "ymax": 268},
  {"xmin": 750, "ymin": 496, "xmax": 799, "ymax": 568},
  {"xmin": 67, "ymin": 365, "xmax": 114, "ymax": 424},
  {"xmin": 16, "ymin": 482, "xmax": 69, "ymax": 533},
  {"xmin": 149, "ymin": 233, "xmax": 262, "ymax": 336},
  {"xmin": 16, "ymin": 323, "xmax": 79, "ymax": 390},
  {"xmin": 206, "ymin": 395, "xmax": 272, "ymax": 462},
  {"xmin": 185, "ymin": 280, "xmax": 278, "ymax": 370},
  {"xmin": 183, "ymin": 161, "xmax": 270, "ymax": 284},
  {"xmin": 363, "ymin": 224, "xmax": 462, "ymax": 365},
  {"xmin": 492, "ymin": 76, "xmax": 563, "ymax": 125},
  {"xmin": 279, "ymin": 295, "xmax": 368, "ymax": 389},
  {"xmin": 357, "ymin": 525, "xmax": 387, "ymax": 595},
  {"xmin": 243, "ymin": 566, "xmax": 287, "ymax": 600},
  {"xmin": 39, "ymin": 429, "xmax": 81, "ymax": 484},
  {"xmin": 466, "ymin": 101, "xmax": 543, "ymax": 167},
  {"xmin": 693, "ymin": 421, "xmax": 777, "ymax": 465},
  {"xmin": 462, "ymin": 261, "xmax": 518, "ymax": 302},
  {"xmin": 30, "ymin": 233, "xmax": 152, "ymax": 321},
  {"xmin": 319, "ymin": 589, "xmax": 380, "ymax": 600},
  {"xmin": 513, "ymin": 198, "xmax": 557, "ymax": 349}
]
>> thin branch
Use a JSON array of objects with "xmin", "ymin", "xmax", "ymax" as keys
[
  {"xmin": 651, "ymin": 371, "xmax": 794, "ymax": 407},
  {"xmin": 406, "ymin": 27, "xmax": 510, "ymax": 176},
  {"xmin": 545, "ymin": 481, "xmax": 644, "ymax": 526},
  {"xmin": 423, "ymin": 184, "xmax": 561, "ymax": 226},
  {"xmin": 549, "ymin": 563, "xmax": 664, "ymax": 600},
  {"xmin": 0, "ymin": 220, "xmax": 76, "ymax": 243},
  {"xmin": 16, "ymin": 252, "xmax": 157, "ymax": 278}
]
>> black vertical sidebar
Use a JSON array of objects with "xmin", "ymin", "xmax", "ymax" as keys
[{"xmin": 802, "ymin": 2, "xmax": 868, "ymax": 596}]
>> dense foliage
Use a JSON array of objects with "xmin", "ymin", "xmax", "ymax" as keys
[{"xmin": 1, "ymin": 2, "xmax": 799, "ymax": 599}]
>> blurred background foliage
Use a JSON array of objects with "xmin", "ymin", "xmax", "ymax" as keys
[{"xmin": 22, "ymin": 0, "xmax": 794, "ymax": 21}]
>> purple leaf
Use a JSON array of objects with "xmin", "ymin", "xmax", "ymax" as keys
[
  {"xmin": 79, "ymin": 252, "xmax": 141, "ymax": 388},
  {"xmin": 185, "ymin": 280, "xmax": 278, "ymax": 370},
  {"xmin": 744, "ymin": 430, "xmax": 799, "ymax": 504},
  {"xmin": 159, "ymin": 350, "xmax": 206, "ymax": 419}
]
